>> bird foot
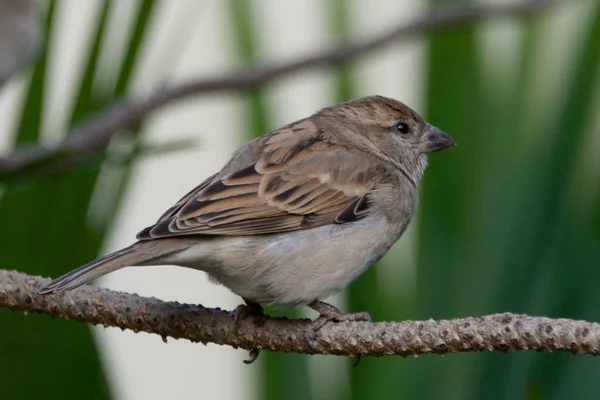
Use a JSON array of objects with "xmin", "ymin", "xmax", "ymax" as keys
[
  {"xmin": 233, "ymin": 300, "xmax": 265, "ymax": 325},
  {"xmin": 242, "ymin": 348, "xmax": 260, "ymax": 365},
  {"xmin": 305, "ymin": 300, "xmax": 371, "ymax": 367},
  {"xmin": 233, "ymin": 299, "xmax": 264, "ymax": 365}
]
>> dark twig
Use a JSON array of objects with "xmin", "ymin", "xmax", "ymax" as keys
[
  {"xmin": 0, "ymin": 0, "xmax": 560, "ymax": 180},
  {"xmin": 1, "ymin": 269, "xmax": 599, "ymax": 361}
]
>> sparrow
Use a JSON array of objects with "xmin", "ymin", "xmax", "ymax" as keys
[{"xmin": 40, "ymin": 95, "xmax": 455, "ymax": 330}]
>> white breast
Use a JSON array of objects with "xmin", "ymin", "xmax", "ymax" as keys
[{"xmin": 164, "ymin": 210, "xmax": 407, "ymax": 307}]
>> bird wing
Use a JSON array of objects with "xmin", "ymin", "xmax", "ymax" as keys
[{"xmin": 136, "ymin": 128, "xmax": 383, "ymax": 239}]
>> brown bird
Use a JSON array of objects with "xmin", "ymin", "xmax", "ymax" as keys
[{"xmin": 40, "ymin": 95, "xmax": 454, "ymax": 329}]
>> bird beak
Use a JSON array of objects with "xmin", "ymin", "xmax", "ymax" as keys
[{"xmin": 420, "ymin": 124, "xmax": 456, "ymax": 153}]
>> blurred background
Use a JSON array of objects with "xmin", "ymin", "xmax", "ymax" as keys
[{"xmin": 0, "ymin": 0, "xmax": 599, "ymax": 399}]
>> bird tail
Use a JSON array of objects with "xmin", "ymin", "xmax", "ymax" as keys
[{"xmin": 39, "ymin": 240, "xmax": 189, "ymax": 294}]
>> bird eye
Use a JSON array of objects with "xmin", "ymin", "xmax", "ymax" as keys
[{"xmin": 394, "ymin": 122, "xmax": 411, "ymax": 135}]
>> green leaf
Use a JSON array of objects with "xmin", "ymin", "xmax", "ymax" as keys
[
  {"xmin": 415, "ymin": 1, "xmax": 600, "ymax": 399},
  {"xmin": 0, "ymin": 2, "xmax": 112, "ymax": 399},
  {"xmin": 412, "ymin": 2, "xmax": 485, "ymax": 398},
  {"xmin": 0, "ymin": 1, "xmax": 158, "ymax": 398}
]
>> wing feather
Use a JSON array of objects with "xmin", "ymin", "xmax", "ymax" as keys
[{"xmin": 137, "ymin": 125, "xmax": 386, "ymax": 240}]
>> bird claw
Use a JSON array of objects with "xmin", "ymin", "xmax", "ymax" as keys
[
  {"xmin": 233, "ymin": 301, "xmax": 264, "ymax": 326},
  {"xmin": 242, "ymin": 348, "xmax": 261, "ymax": 365},
  {"xmin": 308, "ymin": 310, "xmax": 372, "ymax": 333},
  {"xmin": 305, "ymin": 300, "xmax": 371, "ymax": 366},
  {"xmin": 233, "ymin": 299, "xmax": 264, "ymax": 365}
]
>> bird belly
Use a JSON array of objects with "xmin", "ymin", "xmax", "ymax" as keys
[{"xmin": 165, "ymin": 213, "xmax": 404, "ymax": 307}]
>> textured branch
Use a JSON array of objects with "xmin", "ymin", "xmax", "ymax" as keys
[
  {"xmin": 0, "ymin": 0, "xmax": 560, "ymax": 180},
  {"xmin": 1, "ymin": 269, "xmax": 598, "ymax": 359}
]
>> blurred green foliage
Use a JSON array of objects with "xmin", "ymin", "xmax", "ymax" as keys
[
  {"xmin": 0, "ymin": 1, "xmax": 156, "ymax": 398},
  {"xmin": 1, "ymin": 1, "xmax": 599, "ymax": 399},
  {"xmin": 413, "ymin": 1, "xmax": 600, "ymax": 399}
]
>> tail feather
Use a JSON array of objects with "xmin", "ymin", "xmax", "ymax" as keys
[{"xmin": 39, "ymin": 240, "xmax": 188, "ymax": 294}]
